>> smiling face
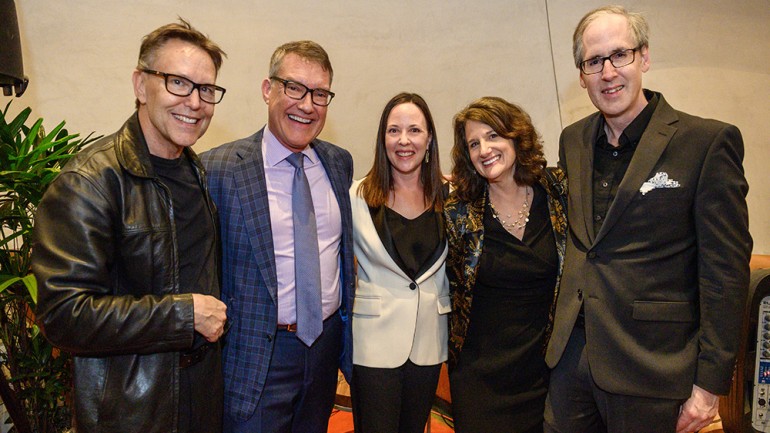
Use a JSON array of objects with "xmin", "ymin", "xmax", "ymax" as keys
[
  {"xmin": 262, "ymin": 53, "xmax": 331, "ymax": 152},
  {"xmin": 579, "ymin": 13, "xmax": 650, "ymax": 129},
  {"xmin": 132, "ymin": 38, "xmax": 217, "ymax": 159},
  {"xmin": 465, "ymin": 119, "xmax": 516, "ymax": 185},
  {"xmin": 384, "ymin": 102, "xmax": 431, "ymax": 179}
]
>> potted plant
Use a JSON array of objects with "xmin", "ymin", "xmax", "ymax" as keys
[{"xmin": 0, "ymin": 101, "xmax": 100, "ymax": 433}]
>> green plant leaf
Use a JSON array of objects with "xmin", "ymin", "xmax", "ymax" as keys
[
  {"xmin": 1, "ymin": 101, "xmax": 84, "ymax": 431},
  {"xmin": 0, "ymin": 274, "xmax": 37, "ymax": 303},
  {"xmin": 22, "ymin": 274, "xmax": 37, "ymax": 304},
  {"xmin": 1, "ymin": 104, "xmax": 31, "ymax": 144},
  {"xmin": 0, "ymin": 275, "xmax": 22, "ymax": 293},
  {"xmin": 17, "ymin": 118, "xmax": 43, "ymax": 162}
]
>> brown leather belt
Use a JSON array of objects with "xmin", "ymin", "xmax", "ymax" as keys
[
  {"xmin": 276, "ymin": 310, "xmax": 339, "ymax": 334},
  {"xmin": 277, "ymin": 323, "xmax": 298, "ymax": 332},
  {"xmin": 180, "ymin": 343, "xmax": 213, "ymax": 368}
]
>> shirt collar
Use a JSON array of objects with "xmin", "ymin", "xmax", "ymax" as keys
[
  {"xmin": 262, "ymin": 125, "xmax": 319, "ymax": 167},
  {"xmin": 597, "ymin": 89, "xmax": 659, "ymax": 149}
]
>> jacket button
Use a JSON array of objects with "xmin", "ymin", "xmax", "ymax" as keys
[
  {"xmin": 587, "ymin": 251, "xmax": 597, "ymax": 259},
  {"xmin": 409, "ymin": 282, "xmax": 417, "ymax": 290},
  {"xmin": 577, "ymin": 289, "xmax": 583, "ymax": 300},
  {"xmin": 266, "ymin": 334, "xmax": 273, "ymax": 342}
]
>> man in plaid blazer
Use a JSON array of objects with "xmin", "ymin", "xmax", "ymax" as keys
[{"xmin": 202, "ymin": 40, "xmax": 355, "ymax": 433}]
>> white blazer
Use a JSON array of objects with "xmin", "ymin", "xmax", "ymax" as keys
[{"xmin": 350, "ymin": 179, "xmax": 451, "ymax": 368}]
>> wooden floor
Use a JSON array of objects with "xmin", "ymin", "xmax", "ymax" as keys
[
  {"xmin": 328, "ymin": 408, "xmax": 455, "ymax": 433},
  {"xmin": 329, "ymin": 364, "xmax": 727, "ymax": 432},
  {"xmin": 328, "ymin": 411, "xmax": 723, "ymax": 433}
]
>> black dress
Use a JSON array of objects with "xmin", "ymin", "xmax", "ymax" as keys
[{"xmin": 450, "ymin": 184, "xmax": 557, "ymax": 433}]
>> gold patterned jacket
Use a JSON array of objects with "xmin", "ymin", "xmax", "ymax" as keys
[{"xmin": 443, "ymin": 167, "xmax": 567, "ymax": 369}]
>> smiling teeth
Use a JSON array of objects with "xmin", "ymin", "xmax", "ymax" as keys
[
  {"xmin": 174, "ymin": 114, "xmax": 197, "ymax": 124},
  {"xmin": 604, "ymin": 86, "xmax": 623, "ymax": 94},
  {"xmin": 482, "ymin": 155, "xmax": 500, "ymax": 166},
  {"xmin": 396, "ymin": 151, "xmax": 414, "ymax": 157},
  {"xmin": 289, "ymin": 114, "xmax": 311, "ymax": 124}
]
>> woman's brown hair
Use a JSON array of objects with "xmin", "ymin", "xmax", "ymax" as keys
[
  {"xmin": 358, "ymin": 92, "xmax": 445, "ymax": 211},
  {"xmin": 451, "ymin": 96, "xmax": 546, "ymax": 202}
]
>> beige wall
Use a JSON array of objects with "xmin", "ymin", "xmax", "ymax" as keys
[{"xmin": 7, "ymin": 0, "xmax": 769, "ymax": 252}]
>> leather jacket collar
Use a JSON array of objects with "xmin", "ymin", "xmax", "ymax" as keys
[{"xmin": 115, "ymin": 112, "xmax": 207, "ymax": 180}]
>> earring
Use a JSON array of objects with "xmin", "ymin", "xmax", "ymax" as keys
[{"xmin": 424, "ymin": 147, "xmax": 430, "ymax": 164}]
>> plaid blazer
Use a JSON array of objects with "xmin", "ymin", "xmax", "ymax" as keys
[{"xmin": 201, "ymin": 128, "xmax": 355, "ymax": 421}]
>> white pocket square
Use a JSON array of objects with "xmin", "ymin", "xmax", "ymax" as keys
[{"xmin": 640, "ymin": 172, "xmax": 680, "ymax": 195}]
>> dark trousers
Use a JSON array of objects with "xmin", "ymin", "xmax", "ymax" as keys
[
  {"xmin": 543, "ymin": 326, "xmax": 683, "ymax": 433},
  {"xmin": 223, "ymin": 312, "xmax": 343, "ymax": 433},
  {"xmin": 178, "ymin": 343, "xmax": 224, "ymax": 433},
  {"xmin": 351, "ymin": 360, "xmax": 441, "ymax": 433}
]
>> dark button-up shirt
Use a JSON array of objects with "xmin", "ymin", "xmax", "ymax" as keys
[{"xmin": 592, "ymin": 90, "xmax": 659, "ymax": 234}]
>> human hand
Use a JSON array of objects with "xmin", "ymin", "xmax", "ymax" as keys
[
  {"xmin": 675, "ymin": 384, "xmax": 719, "ymax": 433},
  {"xmin": 191, "ymin": 294, "xmax": 228, "ymax": 342}
]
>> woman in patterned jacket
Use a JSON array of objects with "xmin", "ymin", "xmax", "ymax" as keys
[{"xmin": 445, "ymin": 96, "xmax": 567, "ymax": 433}]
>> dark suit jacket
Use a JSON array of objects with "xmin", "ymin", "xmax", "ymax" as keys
[
  {"xmin": 545, "ymin": 91, "xmax": 752, "ymax": 399},
  {"xmin": 201, "ymin": 128, "xmax": 355, "ymax": 421}
]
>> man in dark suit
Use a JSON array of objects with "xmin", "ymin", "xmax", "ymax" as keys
[
  {"xmin": 544, "ymin": 5, "xmax": 752, "ymax": 433},
  {"xmin": 201, "ymin": 41, "xmax": 354, "ymax": 433}
]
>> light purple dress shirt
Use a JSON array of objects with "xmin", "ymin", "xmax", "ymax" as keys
[{"xmin": 262, "ymin": 127, "xmax": 342, "ymax": 325}]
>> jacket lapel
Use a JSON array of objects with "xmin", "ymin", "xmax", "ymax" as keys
[
  {"xmin": 311, "ymin": 140, "xmax": 354, "ymax": 298},
  {"xmin": 463, "ymin": 193, "xmax": 485, "ymax": 284},
  {"xmin": 369, "ymin": 206, "xmax": 400, "ymax": 267},
  {"xmin": 593, "ymin": 97, "xmax": 679, "ymax": 245},
  {"xmin": 313, "ymin": 140, "xmax": 350, "ymax": 218},
  {"xmin": 233, "ymin": 131, "xmax": 279, "ymax": 302},
  {"xmin": 572, "ymin": 114, "xmax": 600, "ymax": 246}
]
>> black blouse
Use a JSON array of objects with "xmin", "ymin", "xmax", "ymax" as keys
[{"xmin": 369, "ymin": 205, "xmax": 444, "ymax": 281}]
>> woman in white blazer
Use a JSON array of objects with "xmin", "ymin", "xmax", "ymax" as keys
[{"xmin": 350, "ymin": 92, "xmax": 451, "ymax": 433}]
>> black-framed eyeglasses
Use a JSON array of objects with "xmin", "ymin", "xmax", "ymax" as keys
[
  {"xmin": 579, "ymin": 46, "xmax": 641, "ymax": 75},
  {"xmin": 270, "ymin": 76, "xmax": 335, "ymax": 106},
  {"xmin": 141, "ymin": 69, "xmax": 226, "ymax": 104}
]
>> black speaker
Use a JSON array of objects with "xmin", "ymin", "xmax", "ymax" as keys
[
  {"xmin": 720, "ymin": 268, "xmax": 770, "ymax": 432},
  {"xmin": 0, "ymin": 0, "xmax": 28, "ymax": 97}
]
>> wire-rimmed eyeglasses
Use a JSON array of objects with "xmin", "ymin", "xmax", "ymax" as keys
[
  {"xmin": 141, "ymin": 69, "xmax": 226, "ymax": 104},
  {"xmin": 270, "ymin": 76, "xmax": 335, "ymax": 106},
  {"xmin": 579, "ymin": 46, "xmax": 641, "ymax": 75}
]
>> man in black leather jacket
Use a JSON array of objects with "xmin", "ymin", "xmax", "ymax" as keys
[{"xmin": 32, "ymin": 20, "xmax": 228, "ymax": 433}]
